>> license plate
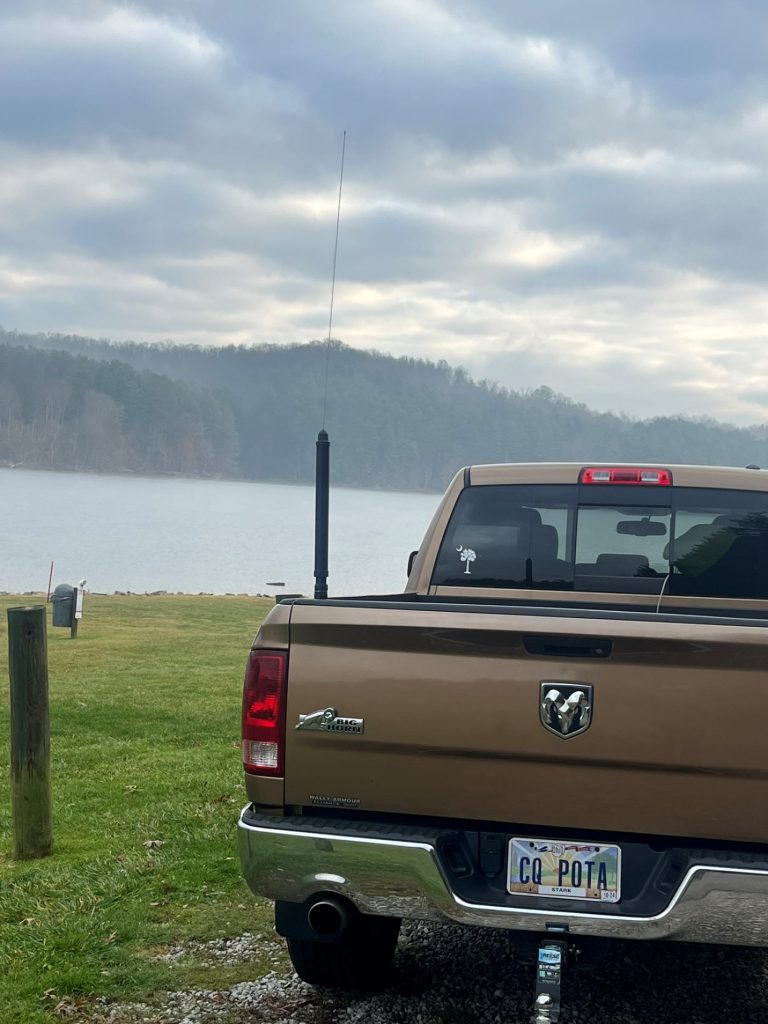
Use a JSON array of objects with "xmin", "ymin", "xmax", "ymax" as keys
[{"xmin": 507, "ymin": 837, "xmax": 621, "ymax": 903}]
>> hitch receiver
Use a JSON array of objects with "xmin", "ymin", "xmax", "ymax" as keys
[{"xmin": 531, "ymin": 939, "xmax": 568, "ymax": 1023}]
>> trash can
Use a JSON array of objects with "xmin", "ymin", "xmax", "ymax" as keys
[{"xmin": 52, "ymin": 584, "xmax": 75, "ymax": 628}]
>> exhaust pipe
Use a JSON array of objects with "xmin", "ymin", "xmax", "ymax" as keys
[{"xmin": 307, "ymin": 896, "xmax": 350, "ymax": 937}]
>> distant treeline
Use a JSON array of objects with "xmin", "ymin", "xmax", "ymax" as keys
[
  {"xmin": 2, "ymin": 327, "xmax": 768, "ymax": 490},
  {"xmin": 0, "ymin": 344, "xmax": 238, "ymax": 477}
]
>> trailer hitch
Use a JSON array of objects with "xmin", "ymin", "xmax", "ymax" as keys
[{"xmin": 531, "ymin": 939, "xmax": 569, "ymax": 1023}]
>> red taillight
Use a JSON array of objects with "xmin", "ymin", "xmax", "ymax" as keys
[
  {"xmin": 241, "ymin": 649, "xmax": 287, "ymax": 776},
  {"xmin": 580, "ymin": 467, "xmax": 672, "ymax": 486}
]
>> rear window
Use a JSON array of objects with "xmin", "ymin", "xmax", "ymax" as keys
[
  {"xmin": 670, "ymin": 488, "xmax": 768, "ymax": 599},
  {"xmin": 432, "ymin": 484, "xmax": 768, "ymax": 600},
  {"xmin": 433, "ymin": 485, "xmax": 575, "ymax": 590}
]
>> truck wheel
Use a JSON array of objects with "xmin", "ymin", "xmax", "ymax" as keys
[{"xmin": 286, "ymin": 914, "xmax": 400, "ymax": 990}]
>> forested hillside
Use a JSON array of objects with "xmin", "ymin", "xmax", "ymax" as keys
[
  {"xmin": 2, "ymin": 327, "xmax": 768, "ymax": 490},
  {"xmin": 0, "ymin": 345, "xmax": 238, "ymax": 477}
]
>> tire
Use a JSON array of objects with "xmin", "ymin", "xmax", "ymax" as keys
[{"xmin": 286, "ymin": 914, "xmax": 401, "ymax": 990}]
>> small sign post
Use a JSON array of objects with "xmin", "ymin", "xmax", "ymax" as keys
[{"xmin": 71, "ymin": 581, "xmax": 85, "ymax": 639}]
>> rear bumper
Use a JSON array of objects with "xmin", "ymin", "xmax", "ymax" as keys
[{"xmin": 238, "ymin": 809, "xmax": 768, "ymax": 946}]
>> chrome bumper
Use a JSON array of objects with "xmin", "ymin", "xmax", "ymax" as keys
[{"xmin": 238, "ymin": 810, "xmax": 768, "ymax": 946}]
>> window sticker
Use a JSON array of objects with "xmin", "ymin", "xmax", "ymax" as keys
[{"xmin": 456, "ymin": 545, "xmax": 477, "ymax": 574}]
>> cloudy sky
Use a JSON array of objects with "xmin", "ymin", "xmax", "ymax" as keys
[{"xmin": 0, "ymin": 1, "xmax": 767, "ymax": 423}]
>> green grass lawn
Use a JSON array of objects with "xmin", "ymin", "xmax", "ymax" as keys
[{"xmin": 0, "ymin": 594, "xmax": 283, "ymax": 1022}]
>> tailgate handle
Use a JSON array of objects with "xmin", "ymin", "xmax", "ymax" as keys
[{"xmin": 523, "ymin": 635, "xmax": 612, "ymax": 658}]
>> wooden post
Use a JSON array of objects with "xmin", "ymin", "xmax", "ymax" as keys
[
  {"xmin": 70, "ymin": 587, "xmax": 78, "ymax": 639},
  {"xmin": 8, "ymin": 606, "xmax": 53, "ymax": 859}
]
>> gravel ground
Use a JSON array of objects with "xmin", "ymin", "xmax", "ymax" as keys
[{"xmin": 83, "ymin": 922, "xmax": 768, "ymax": 1024}]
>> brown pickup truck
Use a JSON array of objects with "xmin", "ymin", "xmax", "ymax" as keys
[{"xmin": 238, "ymin": 463, "xmax": 768, "ymax": 992}]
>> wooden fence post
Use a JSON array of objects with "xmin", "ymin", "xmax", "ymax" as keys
[{"xmin": 8, "ymin": 606, "xmax": 52, "ymax": 859}]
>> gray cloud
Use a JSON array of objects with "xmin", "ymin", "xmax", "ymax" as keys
[{"xmin": 0, "ymin": 0, "xmax": 767, "ymax": 424}]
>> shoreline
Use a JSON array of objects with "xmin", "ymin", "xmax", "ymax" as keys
[
  {"xmin": 0, "ymin": 463, "xmax": 443, "ymax": 498},
  {"xmin": 0, "ymin": 590, "xmax": 278, "ymax": 599}
]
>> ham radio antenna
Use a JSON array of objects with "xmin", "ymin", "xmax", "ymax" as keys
[{"xmin": 314, "ymin": 130, "xmax": 346, "ymax": 600}]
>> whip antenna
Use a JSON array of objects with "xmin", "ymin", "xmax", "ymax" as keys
[
  {"xmin": 322, "ymin": 129, "xmax": 346, "ymax": 429},
  {"xmin": 315, "ymin": 130, "xmax": 346, "ymax": 601}
]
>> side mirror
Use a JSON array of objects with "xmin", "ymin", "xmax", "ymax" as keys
[{"xmin": 407, "ymin": 550, "xmax": 418, "ymax": 576}]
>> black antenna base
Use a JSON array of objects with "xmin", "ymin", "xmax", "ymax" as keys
[{"xmin": 313, "ymin": 429, "xmax": 330, "ymax": 600}]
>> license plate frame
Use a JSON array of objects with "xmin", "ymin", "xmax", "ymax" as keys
[{"xmin": 507, "ymin": 837, "xmax": 621, "ymax": 903}]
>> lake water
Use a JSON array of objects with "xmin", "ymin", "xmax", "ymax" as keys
[{"xmin": 0, "ymin": 469, "xmax": 440, "ymax": 597}]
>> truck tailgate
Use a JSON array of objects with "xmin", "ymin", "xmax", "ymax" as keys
[{"xmin": 283, "ymin": 602, "xmax": 768, "ymax": 844}]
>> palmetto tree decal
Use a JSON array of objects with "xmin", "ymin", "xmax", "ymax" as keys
[{"xmin": 456, "ymin": 545, "xmax": 477, "ymax": 574}]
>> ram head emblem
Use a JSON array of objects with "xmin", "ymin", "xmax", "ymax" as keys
[{"xmin": 540, "ymin": 683, "xmax": 593, "ymax": 739}]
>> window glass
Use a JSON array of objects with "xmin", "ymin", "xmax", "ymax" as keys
[
  {"xmin": 431, "ymin": 485, "xmax": 574, "ymax": 589},
  {"xmin": 670, "ymin": 490, "xmax": 768, "ymax": 599},
  {"xmin": 575, "ymin": 505, "xmax": 670, "ymax": 588},
  {"xmin": 432, "ymin": 484, "xmax": 768, "ymax": 602}
]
